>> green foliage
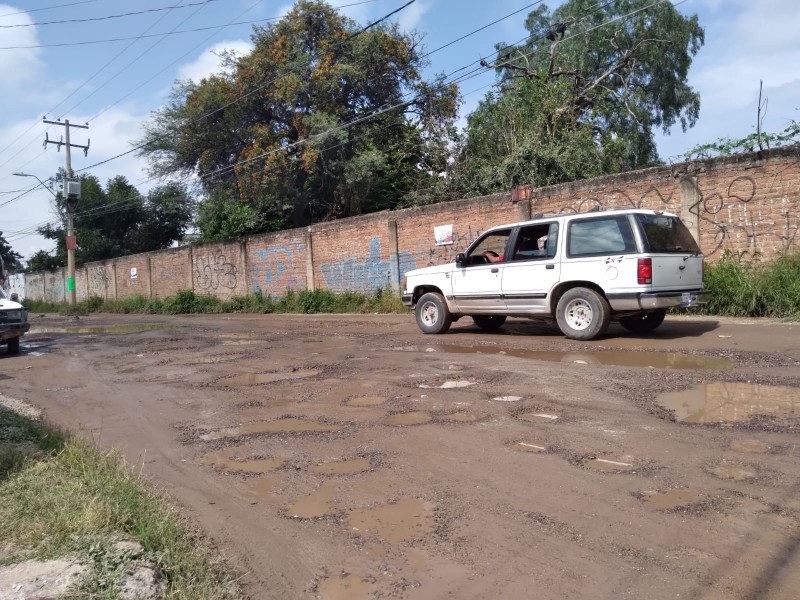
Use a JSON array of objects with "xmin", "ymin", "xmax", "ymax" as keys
[
  {"xmin": 700, "ymin": 252, "xmax": 800, "ymax": 318},
  {"xmin": 429, "ymin": 0, "xmax": 704, "ymax": 201},
  {"xmin": 0, "ymin": 231, "xmax": 23, "ymax": 274},
  {"xmin": 684, "ymin": 120, "xmax": 800, "ymax": 160},
  {"xmin": 0, "ymin": 407, "xmax": 67, "ymax": 481},
  {"xmin": 138, "ymin": 0, "xmax": 459, "ymax": 236},
  {"xmin": 35, "ymin": 173, "xmax": 194, "ymax": 268}
]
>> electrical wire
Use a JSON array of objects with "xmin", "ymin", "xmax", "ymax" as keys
[{"xmin": 0, "ymin": 1, "xmax": 100, "ymax": 18}]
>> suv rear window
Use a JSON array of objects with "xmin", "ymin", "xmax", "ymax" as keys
[
  {"xmin": 567, "ymin": 216, "xmax": 637, "ymax": 257},
  {"xmin": 636, "ymin": 214, "xmax": 701, "ymax": 253}
]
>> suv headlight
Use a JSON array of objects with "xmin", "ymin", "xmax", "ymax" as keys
[{"xmin": 3, "ymin": 309, "xmax": 24, "ymax": 322}]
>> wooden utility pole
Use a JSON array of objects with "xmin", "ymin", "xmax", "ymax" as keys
[{"xmin": 43, "ymin": 118, "xmax": 89, "ymax": 305}]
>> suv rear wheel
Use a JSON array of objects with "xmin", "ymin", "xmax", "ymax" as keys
[
  {"xmin": 415, "ymin": 292, "xmax": 452, "ymax": 334},
  {"xmin": 619, "ymin": 309, "xmax": 666, "ymax": 333},
  {"xmin": 472, "ymin": 315, "xmax": 507, "ymax": 331},
  {"xmin": 556, "ymin": 287, "xmax": 611, "ymax": 340},
  {"xmin": 6, "ymin": 337, "xmax": 20, "ymax": 355}
]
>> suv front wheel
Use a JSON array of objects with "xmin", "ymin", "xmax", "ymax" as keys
[
  {"xmin": 415, "ymin": 292, "xmax": 453, "ymax": 334},
  {"xmin": 556, "ymin": 287, "xmax": 611, "ymax": 341}
]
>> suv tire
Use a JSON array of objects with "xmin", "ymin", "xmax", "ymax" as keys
[
  {"xmin": 7, "ymin": 337, "xmax": 20, "ymax": 355},
  {"xmin": 556, "ymin": 287, "xmax": 611, "ymax": 340},
  {"xmin": 472, "ymin": 315, "xmax": 507, "ymax": 331},
  {"xmin": 619, "ymin": 309, "xmax": 666, "ymax": 333},
  {"xmin": 415, "ymin": 292, "xmax": 452, "ymax": 334}
]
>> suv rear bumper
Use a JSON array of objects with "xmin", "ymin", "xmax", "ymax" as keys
[
  {"xmin": 0, "ymin": 323, "xmax": 30, "ymax": 341},
  {"xmin": 608, "ymin": 290, "xmax": 710, "ymax": 311},
  {"xmin": 402, "ymin": 293, "xmax": 413, "ymax": 307}
]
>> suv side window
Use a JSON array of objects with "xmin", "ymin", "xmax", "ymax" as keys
[
  {"xmin": 512, "ymin": 223, "xmax": 558, "ymax": 261},
  {"xmin": 567, "ymin": 216, "xmax": 637, "ymax": 257},
  {"xmin": 467, "ymin": 230, "xmax": 512, "ymax": 265}
]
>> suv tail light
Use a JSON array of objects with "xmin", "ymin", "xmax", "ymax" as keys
[{"xmin": 637, "ymin": 258, "xmax": 652, "ymax": 285}]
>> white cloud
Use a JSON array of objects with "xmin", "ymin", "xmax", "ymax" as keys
[
  {"xmin": 396, "ymin": 1, "xmax": 430, "ymax": 32},
  {"xmin": 176, "ymin": 40, "xmax": 253, "ymax": 83},
  {"xmin": 0, "ymin": 4, "xmax": 43, "ymax": 88},
  {"xmin": 732, "ymin": 0, "xmax": 800, "ymax": 53}
]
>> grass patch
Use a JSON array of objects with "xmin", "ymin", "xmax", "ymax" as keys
[
  {"xmin": 25, "ymin": 287, "xmax": 407, "ymax": 316},
  {"xmin": 700, "ymin": 252, "xmax": 800, "ymax": 318},
  {"xmin": 0, "ymin": 407, "xmax": 242, "ymax": 599}
]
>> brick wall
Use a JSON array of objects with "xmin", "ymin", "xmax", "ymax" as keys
[{"xmin": 22, "ymin": 147, "xmax": 800, "ymax": 302}]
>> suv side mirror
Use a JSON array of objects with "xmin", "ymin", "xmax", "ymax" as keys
[{"xmin": 456, "ymin": 253, "xmax": 466, "ymax": 267}]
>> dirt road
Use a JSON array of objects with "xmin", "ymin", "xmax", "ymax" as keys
[{"xmin": 3, "ymin": 313, "xmax": 800, "ymax": 599}]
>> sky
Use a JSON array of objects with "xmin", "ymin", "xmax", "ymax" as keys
[{"xmin": 0, "ymin": 0, "xmax": 798, "ymax": 261}]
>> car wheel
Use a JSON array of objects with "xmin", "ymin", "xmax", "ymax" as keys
[
  {"xmin": 555, "ymin": 287, "xmax": 611, "ymax": 340},
  {"xmin": 619, "ymin": 309, "xmax": 666, "ymax": 333},
  {"xmin": 472, "ymin": 315, "xmax": 507, "ymax": 331},
  {"xmin": 7, "ymin": 337, "xmax": 20, "ymax": 355},
  {"xmin": 415, "ymin": 292, "xmax": 453, "ymax": 334}
]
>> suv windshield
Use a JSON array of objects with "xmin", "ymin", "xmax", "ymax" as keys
[{"xmin": 636, "ymin": 214, "xmax": 701, "ymax": 253}]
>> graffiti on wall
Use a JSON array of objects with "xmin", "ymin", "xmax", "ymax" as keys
[
  {"xmin": 88, "ymin": 265, "xmax": 111, "ymax": 297},
  {"xmin": 320, "ymin": 237, "xmax": 416, "ymax": 292},
  {"xmin": 251, "ymin": 243, "xmax": 305, "ymax": 295},
  {"xmin": 7, "ymin": 273, "xmax": 25, "ymax": 299},
  {"xmin": 195, "ymin": 250, "xmax": 237, "ymax": 291},
  {"xmin": 424, "ymin": 225, "xmax": 483, "ymax": 266},
  {"xmin": 550, "ymin": 186, "xmax": 679, "ymax": 215}
]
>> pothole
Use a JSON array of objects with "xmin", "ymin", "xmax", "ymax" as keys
[
  {"xmin": 729, "ymin": 439, "xmax": 770, "ymax": 454},
  {"xmin": 288, "ymin": 481, "xmax": 337, "ymax": 519},
  {"xmin": 706, "ymin": 462, "xmax": 758, "ymax": 481},
  {"xmin": 419, "ymin": 380, "xmax": 475, "ymax": 389},
  {"xmin": 348, "ymin": 498, "xmax": 435, "ymax": 544},
  {"xmin": 246, "ymin": 476, "xmax": 279, "ymax": 499},
  {"xmin": 657, "ymin": 382, "xmax": 800, "ymax": 424},
  {"xmin": 641, "ymin": 489, "xmax": 699, "ymax": 510},
  {"xmin": 384, "ymin": 412, "xmax": 432, "ymax": 426},
  {"xmin": 582, "ymin": 457, "xmax": 635, "ymax": 473},
  {"xmin": 240, "ymin": 418, "xmax": 340, "ymax": 434},
  {"xmin": 510, "ymin": 441, "xmax": 547, "ymax": 453},
  {"xmin": 516, "ymin": 412, "xmax": 559, "ymax": 424},
  {"xmin": 344, "ymin": 396, "xmax": 386, "ymax": 407},
  {"xmin": 200, "ymin": 448, "xmax": 284, "ymax": 474},
  {"xmin": 439, "ymin": 411, "xmax": 486, "ymax": 423},
  {"xmin": 311, "ymin": 458, "xmax": 371, "ymax": 475},
  {"xmin": 492, "ymin": 395, "xmax": 522, "ymax": 402},
  {"xmin": 220, "ymin": 369, "xmax": 319, "ymax": 386},
  {"xmin": 28, "ymin": 324, "xmax": 170, "ymax": 334},
  {"xmin": 319, "ymin": 574, "xmax": 371, "ymax": 600},
  {"xmin": 420, "ymin": 344, "xmax": 731, "ymax": 369}
]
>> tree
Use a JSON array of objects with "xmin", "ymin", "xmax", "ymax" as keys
[
  {"xmin": 36, "ymin": 174, "xmax": 194, "ymax": 267},
  {"xmin": 684, "ymin": 119, "xmax": 800, "ymax": 160},
  {"xmin": 0, "ymin": 232, "xmax": 23, "ymax": 274},
  {"xmin": 440, "ymin": 0, "xmax": 704, "ymax": 198},
  {"xmin": 137, "ymin": 0, "xmax": 459, "ymax": 240}
]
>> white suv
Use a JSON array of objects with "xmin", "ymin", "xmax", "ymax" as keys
[{"xmin": 401, "ymin": 209, "xmax": 709, "ymax": 340}]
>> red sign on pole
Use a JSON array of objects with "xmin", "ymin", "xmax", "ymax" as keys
[{"xmin": 66, "ymin": 235, "xmax": 77, "ymax": 250}]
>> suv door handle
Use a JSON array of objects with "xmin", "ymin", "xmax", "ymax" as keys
[
  {"xmin": 491, "ymin": 268, "xmax": 499, "ymax": 273},
  {"xmin": 545, "ymin": 264, "xmax": 555, "ymax": 270}
]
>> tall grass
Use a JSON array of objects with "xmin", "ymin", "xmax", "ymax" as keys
[
  {"xmin": 701, "ymin": 252, "xmax": 800, "ymax": 317},
  {"xmin": 25, "ymin": 288, "xmax": 407, "ymax": 316}
]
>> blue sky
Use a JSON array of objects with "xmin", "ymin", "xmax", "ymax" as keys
[{"xmin": 1, "ymin": 0, "xmax": 798, "ymax": 260}]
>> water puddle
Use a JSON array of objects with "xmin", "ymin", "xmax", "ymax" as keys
[
  {"xmin": 730, "ymin": 439, "xmax": 770, "ymax": 454},
  {"xmin": 643, "ymin": 489, "xmax": 699, "ymax": 510},
  {"xmin": 415, "ymin": 344, "xmax": 730, "ymax": 370},
  {"xmin": 583, "ymin": 457, "xmax": 635, "ymax": 473},
  {"xmin": 344, "ymin": 396, "xmax": 386, "ymax": 407},
  {"xmin": 657, "ymin": 382, "xmax": 800, "ymax": 424},
  {"xmin": 288, "ymin": 481, "xmax": 336, "ymax": 518},
  {"xmin": 200, "ymin": 448, "xmax": 284, "ymax": 473},
  {"xmin": 707, "ymin": 462, "xmax": 757, "ymax": 481},
  {"xmin": 240, "ymin": 419, "xmax": 339, "ymax": 434},
  {"xmin": 319, "ymin": 574, "xmax": 370, "ymax": 600},
  {"xmin": 512, "ymin": 441, "xmax": 547, "ymax": 453},
  {"xmin": 311, "ymin": 458, "xmax": 371, "ymax": 475},
  {"xmin": 348, "ymin": 498, "xmax": 434, "ymax": 543},
  {"xmin": 517, "ymin": 412, "xmax": 559, "ymax": 424},
  {"xmin": 440, "ymin": 411, "xmax": 486, "ymax": 423},
  {"xmin": 246, "ymin": 476, "xmax": 279, "ymax": 498},
  {"xmin": 384, "ymin": 411, "xmax": 432, "ymax": 426},
  {"xmin": 493, "ymin": 396, "xmax": 522, "ymax": 402},
  {"xmin": 419, "ymin": 380, "xmax": 475, "ymax": 389},
  {"xmin": 221, "ymin": 369, "xmax": 319, "ymax": 386},
  {"xmin": 29, "ymin": 324, "xmax": 170, "ymax": 334}
]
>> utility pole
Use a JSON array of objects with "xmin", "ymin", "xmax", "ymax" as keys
[{"xmin": 43, "ymin": 118, "xmax": 90, "ymax": 305}]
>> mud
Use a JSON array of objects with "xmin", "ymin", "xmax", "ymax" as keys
[{"xmin": 5, "ymin": 312, "xmax": 800, "ymax": 600}]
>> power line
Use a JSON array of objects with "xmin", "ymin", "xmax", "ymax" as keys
[
  {"xmin": 0, "ymin": 1, "xmax": 100, "ymax": 18},
  {"xmin": 0, "ymin": 0, "xmax": 224, "ymax": 28}
]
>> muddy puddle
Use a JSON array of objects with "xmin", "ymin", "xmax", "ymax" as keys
[
  {"xmin": 408, "ymin": 344, "xmax": 731, "ymax": 369},
  {"xmin": 240, "ymin": 418, "xmax": 339, "ymax": 434},
  {"xmin": 511, "ymin": 441, "xmax": 547, "ymax": 453},
  {"xmin": 200, "ymin": 448, "xmax": 284, "ymax": 473},
  {"xmin": 440, "ymin": 411, "xmax": 486, "ymax": 423},
  {"xmin": 221, "ymin": 369, "xmax": 319, "ymax": 386},
  {"xmin": 707, "ymin": 462, "xmax": 757, "ymax": 481},
  {"xmin": 344, "ymin": 396, "xmax": 386, "ymax": 407},
  {"xmin": 642, "ymin": 489, "xmax": 699, "ymax": 510},
  {"xmin": 384, "ymin": 411, "xmax": 432, "ymax": 426},
  {"xmin": 246, "ymin": 476, "xmax": 279, "ymax": 498},
  {"xmin": 29, "ymin": 324, "xmax": 169, "ymax": 334},
  {"xmin": 311, "ymin": 458, "xmax": 371, "ymax": 475},
  {"xmin": 657, "ymin": 382, "xmax": 800, "ymax": 424},
  {"xmin": 729, "ymin": 439, "xmax": 770, "ymax": 454},
  {"xmin": 348, "ymin": 498, "xmax": 435, "ymax": 543},
  {"xmin": 517, "ymin": 412, "xmax": 559, "ymax": 424},
  {"xmin": 583, "ymin": 457, "xmax": 635, "ymax": 473},
  {"xmin": 419, "ymin": 380, "xmax": 475, "ymax": 389},
  {"xmin": 288, "ymin": 481, "xmax": 337, "ymax": 518},
  {"xmin": 319, "ymin": 575, "xmax": 370, "ymax": 600}
]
